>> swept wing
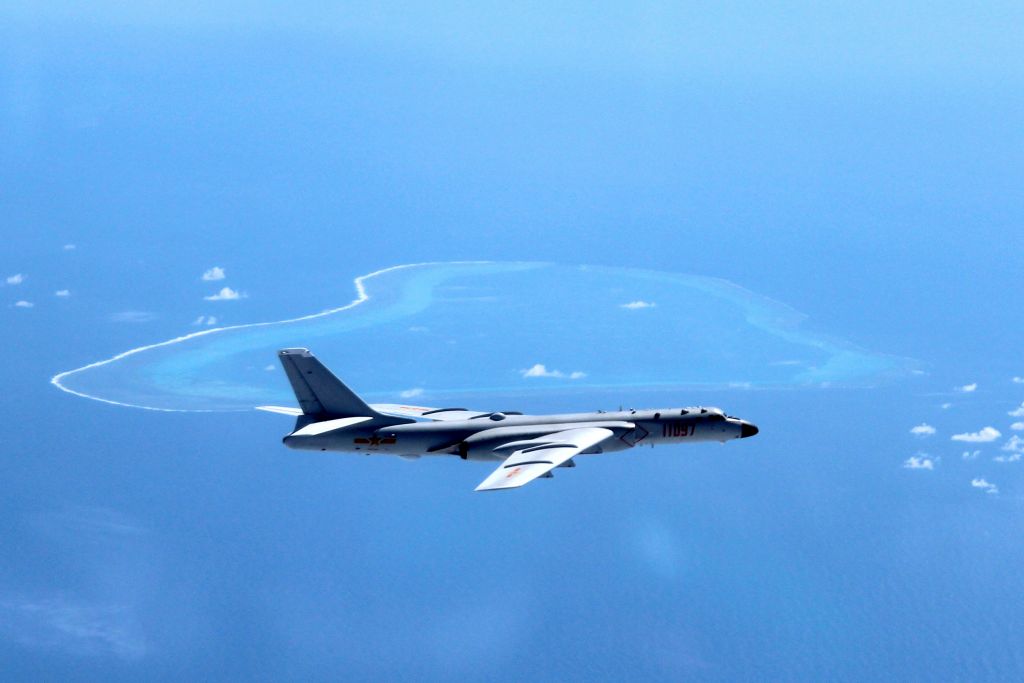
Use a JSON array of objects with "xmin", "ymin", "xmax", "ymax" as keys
[
  {"xmin": 475, "ymin": 427, "xmax": 615, "ymax": 492},
  {"xmin": 256, "ymin": 404, "xmax": 491, "ymax": 421},
  {"xmin": 371, "ymin": 404, "xmax": 492, "ymax": 421}
]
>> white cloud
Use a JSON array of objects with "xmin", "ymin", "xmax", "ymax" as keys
[
  {"xmin": 110, "ymin": 310, "xmax": 156, "ymax": 323},
  {"xmin": 263, "ymin": 364, "xmax": 276, "ymax": 371},
  {"xmin": 951, "ymin": 427, "xmax": 1001, "ymax": 443},
  {"xmin": 14, "ymin": 300, "xmax": 33, "ymax": 308},
  {"xmin": 903, "ymin": 455, "xmax": 934, "ymax": 470},
  {"xmin": 63, "ymin": 243, "xmax": 76, "ymax": 250},
  {"xmin": 940, "ymin": 403, "xmax": 952, "ymax": 410},
  {"xmin": 910, "ymin": 423, "xmax": 936, "ymax": 437},
  {"xmin": 399, "ymin": 388, "xmax": 425, "ymax": 399},
  {"xmin": 1011, "ymin": 422, "xmax": 1024, "ymax": 431},
  {"xmin": 1008, "ymin": 402, "xmax": 1024, "ymax": 418},
  {"xmin": 201, "ymin": 266, "xmax": 226, "ymax": 281},
  {"xmin": 1013, "ymin": 377, "xmax": 1024, "ymax": 384},
  {"xmin": 971, "ymin": 478, "xmax": 998, "ymax": 494},
  {"xmin": 957, "ymin": 383, "xmax": 978, "ymax": 393},
  {"xmin": 1002, "ymin": 435, "xmax": 1024, "ymax": 454},
  {"xmin": 203, "ymin": 287, "xmax": 245, "ymax": 301},
  {"xmin": 521, "ymin": 364, "xmax": 586, "ymax": 380},
  {"xmin": 994, "ymin": 452, "xmax": 1021, "ymax": 463},
  {"xmin": 54, "ymin": 290, "xmax": 70, "ymax": 297},
  {"xmin": 191, "ymin": 315, "xmax": 217, "ymax": 326},
  {"xmin": 962, "ymin": 450, "xmax": 981, "ymax": 460},
  {"xmin": 408, "ymin": 326, "xmax": 429, "ymax": 333},
  {"xmin": 620, "ymin": 300, "xmax": 656, "ymax": 309},
  {"xmin": 6, "ymin": 273, "xmax": 24, "ymax": 285},
  {"xmin": 522, "ymin": 364, "xmax": 560, "ymax": 378}
]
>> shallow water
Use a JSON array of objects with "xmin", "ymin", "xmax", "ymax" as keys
[{"xmin": 53, "ymin": 262, "xmax": 913, "ymax": 411}]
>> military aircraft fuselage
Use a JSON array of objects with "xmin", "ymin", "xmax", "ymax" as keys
[
  {"xmin": 284, "ymin": 406, "xmax": 759, "ymax": 461},
  {"xmin": 266, "ymin": 348, "xmax": 759, "ymax": 490}
]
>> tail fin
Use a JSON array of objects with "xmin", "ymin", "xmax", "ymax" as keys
[{"xmin": 277, "ymin": 348, "xmax": 382, "ymax": 419}]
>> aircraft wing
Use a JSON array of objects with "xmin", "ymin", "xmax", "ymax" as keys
[
  {"xmin": 371, "ymin": 404, "xmax": 490, "ymax": 421},
  {"xmin": 475, "ymin": 427, "xmax": 615, "ymax": 492},
  {"xmin": 255, "ymin": 405, "xmax": 303, "ymax": 416},
  {"xmin": 260, "ymin": 403, "xmax": 495, "ymax": 420}
]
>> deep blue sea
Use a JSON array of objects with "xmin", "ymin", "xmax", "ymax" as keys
[{"xmin": 3, "ymin": 4, "xmax": 1023, "ymax": 681}]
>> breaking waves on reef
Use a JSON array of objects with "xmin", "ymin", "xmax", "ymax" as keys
[{"xmin": 52, "ymin": 262, "xmax": 913, "ymax": 412}]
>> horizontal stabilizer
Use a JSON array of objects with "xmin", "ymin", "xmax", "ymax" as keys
[
  {"xmin": 289, "ymin": 416, "xmax": 374, "ymax": 437},
  {"xmin": 255, "ymin": 405, "xmax": 303, "ymax": 416}
]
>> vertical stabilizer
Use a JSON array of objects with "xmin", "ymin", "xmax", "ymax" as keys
[{"xmin": 278, "ymin": 348, "xmax": 380, "ymax": 418}]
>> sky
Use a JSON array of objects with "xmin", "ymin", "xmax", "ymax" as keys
[{"xmin": 2, "ymin": 2, "xmax": 1024, "ymax": 680}]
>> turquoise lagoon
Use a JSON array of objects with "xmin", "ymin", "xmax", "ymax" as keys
[{"xmin": 54, "ymin": 262, "xmax": 912, "ymax": 411}]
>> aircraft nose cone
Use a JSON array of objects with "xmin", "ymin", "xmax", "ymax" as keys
[{"xmin": 740, "ymin": 422, "xmax": 759, "ymax": 438}]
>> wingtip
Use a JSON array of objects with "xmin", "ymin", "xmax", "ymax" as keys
[
  {"xmin": 475, "ymin": 477, "xmax": 518, "ymax": 492},
  {"xmin": 474, "ymin": 478, "xmax": 529, "ymax": 492}
]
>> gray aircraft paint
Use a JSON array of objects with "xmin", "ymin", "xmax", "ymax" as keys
[{"xmin": 269, "ymin": 349, "xmax": 758, "ymax": 489}]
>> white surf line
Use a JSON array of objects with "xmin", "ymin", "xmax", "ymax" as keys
[{"xmin": 51, "ymin": 261, "xmax": 495, "ymax": 412}]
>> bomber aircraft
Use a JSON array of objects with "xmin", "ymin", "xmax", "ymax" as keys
[{"xmin": 258, "ymin": 349, "xmax": 759, "ymax": 491}]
